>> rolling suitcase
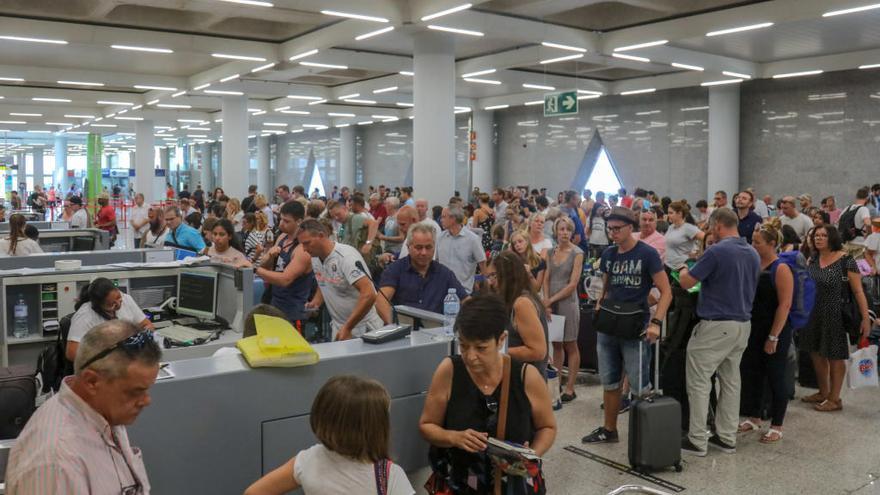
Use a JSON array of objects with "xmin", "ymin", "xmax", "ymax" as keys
[
  {"xmin": 628, "ymin": 325, "xmax": 683, "ymax": 473},
  {"xmin": 0, "ymin": 365, "xmax": 37, "ymax": 440},
  {"xmin": 578, "ymin": 306, "xmax": 599, "ymax": 371}
]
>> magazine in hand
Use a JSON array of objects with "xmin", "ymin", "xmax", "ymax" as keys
[{"xmin": 486, "ymin": 437, "xmax": 541, "ymax": 462}]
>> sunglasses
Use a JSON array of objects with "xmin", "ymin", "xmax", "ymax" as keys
[{"xmin": 79, "ymin": 331, "xmax": 153, "ymax": 372}]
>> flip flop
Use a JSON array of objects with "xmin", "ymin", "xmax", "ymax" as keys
[
  {"xmin": 737, "ymin": 419, "xmax": 761, "ymax": 433},
  {"xmin": 760, "ymin": 429, "xmax": 783, "ymax": 443}
]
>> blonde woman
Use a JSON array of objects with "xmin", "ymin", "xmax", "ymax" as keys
[
  {"xmin": 254, "ymin": 193, "xmax": 275, "ymax": 229},
  {"xmin": 508, "ymin": 229, "xmax": 546, "ymax": 293},
  {"xmin": 243, "ymin": 211, "xmax": 274, "ymax": 263},
  {"xmin": 226, "ymin": 197, "xmax": 244, "ymax": 232}
]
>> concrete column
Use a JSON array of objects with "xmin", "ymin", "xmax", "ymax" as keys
[
  {"xmin": 471, "ymin": 110, "xmax": 495, "ymax": 192},
  {"xmin": 256, "ymin": 136, "xmax": 270, "ymax": 195},
  {"xmin": 134, "ymin": 120, "xmax": 154, "ymax": 201},
  {"xmin": 413, "ymin": 31, "xmax": 456, "ymax": 206},
  {"xmin": 54, "ymin": 136, "xmax": 68, "ymax": 192},
  {"xmin": 338, "ymin": 127, "xmax": 355, "ymax": 189},
  {"xmin": 32, "ymin": 147, "xmax": 44, "ymax": 189},
  {"xmin": 707, "ymin": 85, "xmax": 740, "ymax": 200},
  {"xmin": 221, "ymin": 95, "xmax": 249, "ymax": 199},
  {"xmin": 198, "ymin": 142, "xmax": 212, "ymax": 192},
  {"xmin": 160, "ymin": 147, "xmax": 170, "ymax": 174}
]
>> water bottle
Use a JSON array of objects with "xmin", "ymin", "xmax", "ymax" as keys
[
  {"xmin": 13, "ymin": 295, "xmax": 28, "ymax": 339},
  {"xmin": 442, "ymin": 289, "xmax": 460, "ymax": 338}
]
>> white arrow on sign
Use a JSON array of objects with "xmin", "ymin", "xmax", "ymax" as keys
[{"xmin": 562, "ymin": 94, "xmax": 576, "ymax": 110}]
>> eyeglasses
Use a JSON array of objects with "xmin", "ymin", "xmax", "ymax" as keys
[{"xmin": 79, "ymin": 331, "xmax": 153, "ymax": 371}]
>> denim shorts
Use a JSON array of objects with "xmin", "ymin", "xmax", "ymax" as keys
[{"xmin": 597, "ymin": 332, "xmax": 652, "ymax": 392}]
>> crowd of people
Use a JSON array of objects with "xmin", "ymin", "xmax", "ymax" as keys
[{"xmin": 6, "ymin": 179, "xmax": 880, "ymax": 493}]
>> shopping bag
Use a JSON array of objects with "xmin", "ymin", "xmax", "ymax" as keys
[
  {"xmin": 847, "ymin": 345, "xmax": 879, "ymax": 390},
  {"xmin": 547, "ymin": 314, "xmax": 566, "ymax": 343}
]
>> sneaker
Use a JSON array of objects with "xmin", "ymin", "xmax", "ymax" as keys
[
  {"xmin": 581, "ymin": 427, "xmax": 619, "ymax": 444},
  {"xmin": 681, "ymin": 438, "xmax": 707, "ymax": 457},
  {"xmin": 708, "ymin": 435, "xmax": 736, "ymax": 454},
  {"xmin": 561, "ymin": 392, "xmax": 577, "ymax": 403},
  {"xmin": 618, "ymin": 396, "xmax": 632, "ymax": 414}
]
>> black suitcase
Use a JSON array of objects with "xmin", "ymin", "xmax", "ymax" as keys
[
  {"xmin": 578, "ymin": 306, "xmax": 598, "ymax": 371},
  {"xmin": 0, "ymin": 365, "xmax": 37, "ymax": 440},
  {"xmin": 628, "ymin": 335, "xmax": 683, "ymax": 473}
]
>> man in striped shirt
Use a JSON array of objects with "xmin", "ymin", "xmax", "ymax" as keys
[{"xmin": 6, "ymin": 320, "xmax": 161, "ymax": 494}]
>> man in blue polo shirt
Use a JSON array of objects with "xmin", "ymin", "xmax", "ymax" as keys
[
  {"xmin": 678, "ymin": 207, "xmax": 760, "ymax": 457},
  {"xmin": 162, "ymin": 205, "xmax": 206, "ymax": 253},
  {"xmin": 375, "ymin": 223, "xmax": 467, "ymax": 321}
]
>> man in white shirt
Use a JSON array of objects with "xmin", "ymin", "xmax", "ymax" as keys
[
  {"xmin": 840, "ymin": 186, "xmax": 874, "ymax": 259},
  {"xmin": 415, "ymin": 198, "xmax": 442, "ymax": 239},
  {"xmin": 69, "ymin": 195, "xmax": 89, "ymax": 228},
  {"xmin": 437, "ymin": 206, "xmax": 487, "ymax": 293},
  {"xmin": 129, "ymin": 193, "xmax": 150, "ymax": 248},
  {"xmin": 492, "ymin": 188, "xmax": 509, "ymax": 225},
  {"xmin": 298, "ymin": 219, "xmax": 385, "ymax": 340},
  {"xmin": 779, "ymin": 196, "xmax": 813, "ymax": 240}
]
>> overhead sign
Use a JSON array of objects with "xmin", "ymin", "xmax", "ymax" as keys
[{"xmin": 544, "ymin": 90, "xmax": 578, "ymax": 117}]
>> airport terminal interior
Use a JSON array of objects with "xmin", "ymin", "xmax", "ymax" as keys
[{"xmin": 3, "ymin": 0, "xmax": 880, "ymax": 494}]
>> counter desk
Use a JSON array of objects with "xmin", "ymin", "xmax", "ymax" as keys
[{"xmin": 128, "ymin": 328, "xmax": 451, "ymax": 495}]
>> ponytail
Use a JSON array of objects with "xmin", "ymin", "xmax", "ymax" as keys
[{"xmin": 75, "ymin": 277, "xmax": 118, "ymax": 320}]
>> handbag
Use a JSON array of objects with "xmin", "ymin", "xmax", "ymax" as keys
[
  {"xmin": 840, "ymin": 263, "xmax": 864, "ymax": 343},
  {"xmin": 594, "ymin": 300, "xmax": 646, "ymax": 340},
  {"xmin": 847, "ymin": 343, "xmax": 879, "ymax": 390}
]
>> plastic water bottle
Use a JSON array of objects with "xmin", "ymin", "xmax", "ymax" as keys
[
  {"xmin": 442, "ymin": 289, "xmax": 460, "ymax": 339},
  {"xmin": 13, "ymin": 295, "xmax": 28, "ymax": 339}
]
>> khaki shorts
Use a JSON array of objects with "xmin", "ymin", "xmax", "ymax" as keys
[{"xmin": 844, "ymin": 242, "xmax": 866, "ymax": 260}]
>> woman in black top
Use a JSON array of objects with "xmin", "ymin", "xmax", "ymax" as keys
[{"xmin": 420, "ymin": 294, "xmax": 556, "ymax": 494}]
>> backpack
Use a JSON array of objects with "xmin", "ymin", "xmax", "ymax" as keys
[
  {"xmin": 839, "ymin": 205, "xmax": 866, "ymax": 242},
  {"xmin": 35, "ymin": 314, "xmax": 74, "ymax": 394},
  {"xmin": 771, "ymin": 251, "xmax": 816, "ymax": 330},
  {"xmin": 0, "ymin": 365, "xmax": 37, "ymax": 440}
]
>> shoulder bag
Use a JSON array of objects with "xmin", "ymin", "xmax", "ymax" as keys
[
  {"xmin": 493, "ymin": 354, "xmax": 512, "ymax": 495},
  {"xmin": 840, "ymin": 256, "xmax": 864, "ymax": 343},
  {"xmin": 594, "ymin": 300, "xmax": 646, "ymax": 340},
  {"xmin": 373, "ymin": 458, "xmax": 390, "ymax": 495}
]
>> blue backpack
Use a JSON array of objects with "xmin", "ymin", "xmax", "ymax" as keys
[{"xmin": 770, "ymin": 251, "xmax": 816, "ymax": 330}]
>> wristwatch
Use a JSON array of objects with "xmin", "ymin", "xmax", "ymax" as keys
[
  {"xmin": 767, "ymin": 335, "xmax": 779, "ymax": 342},
  {"xmin": 365, "ymin": 240, "xmax": 373, "ymax": 244},
  {"xmin": 650, "ymin": 318, "xmax": 663, "ymax": 327}
]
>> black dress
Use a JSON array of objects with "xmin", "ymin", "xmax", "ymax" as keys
[
  {"xmin": 430, "ymin": 356, "xmax": 536, "ymax": 494},
  {"xmin": 801, "ymin": 255, "xmax": 858, "ymax": 360}
]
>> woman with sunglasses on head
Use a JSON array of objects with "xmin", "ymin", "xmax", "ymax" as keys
[
  {"xmin": 420, "ymin": 294, "xmax": 556, "ymax": 494},
  {"xmin": 66, "ymin": 277, "xmax": 154, "ymax": 363}
]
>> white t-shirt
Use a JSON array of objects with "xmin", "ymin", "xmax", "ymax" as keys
[
  {"xmin": 531, "ymin": 237, "xmax": 553, "ymax": 255},
  {"xmin": 0, "ymin": 238, "xmax": 42, "ymax": 257},
  {"xmin": 70, "ymin": 208, "xmax": 89, "ymax": 228},
  {"xmin": 68, "ymin": 293, "xmax": 147, "ymax": 343},
  {"xmin": 294, "ymin": 444, "xmax": 414, "ymax": 495},
  {"xmin": 312, "ymin": 242, "xmax": 384, "ymax": 336},
  {"xmin": 129, "ymin": 205, "xmax": 150, "ymax": 236},
  {"xmin": 261, "ymin": 206, "xmax": 275, "ymax": 229},
  {"xmin": 144, "ymin": 227, "xmax": 169, "ymax": 248},
  {"xmin": 865, "ymin": 232, "xmax": 880, "ymax": 270},
  {"xmin": 231, "ymin": 211, "xmax": 245, "ymax": 232},
  {"xmin": 780, "ymin": 212, "xmax": 813, "ymax": 241}
]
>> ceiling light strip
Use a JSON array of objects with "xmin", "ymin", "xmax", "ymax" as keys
[
  {"xmin": 0, "ymin": 35, "xmax": 67, "ymax": 45},
  {"xmin": 823, "ymin": 3, "xmax": 880, "ymax": 17},
  {"xmin": 701, "ymin": 79, "xmax": 743, "ymax": 86},
  {"xmin": 540, "ymin": 53, "xmax": 584, "ymax": 64},
  {"xmin": 613, "ymin": 39, "xmax": 668, "ymax": 52},
  {"xmin": 426, "ymin": 25, "xmax": 484, "ymax": 36},
  {"xmin": 464, "ymin": 78, "xmax": 501, "ymax": 85},
  {"xmin": 722, "ymin": 71, "xmax": 752, "ymax": 79},
  {"xmin": 540, "ymin": 41, "xmax": 587, "ymax": 53},
  {"xmin": 671, "ymin": 62, "xmax": 704, "ymax": 71},
  {"xmin": 612, "ymin": 53, "xmax": 650, "ymax": 63},
  {"xmin": 619, "ymin": 88, "xmax": 656, "ymax": 95},
  {"xmin": 212, "ymin": 53, "xmax": 267, "ymax": 62},
  {"xmin": 706, "ymin": 22, "xmax": 774, "ymax": 37},
  {"xmin": 288, "ymin": 49, "xmax": 318, "ymax": 61},
  {"xmin": 421, "ymin": 3, "xmax": 472, "ymax": 21},
  {"xmin": 320, "ymin": 10, "xmax": 389, "ymax": 23},
  {"xmin": 112, "ymin": 44, "xmax": 172, "ymax": 53},
  {"xmin": 772, "ymin": 69, "xmax": 823, "ymax": 79},
  {"xmin": 355, "ymin": 26, "xmax": 395, "ymax": 41},
  {"xmin": 300, "ymin": 61, "xmax": 348, "ymax": 70}
]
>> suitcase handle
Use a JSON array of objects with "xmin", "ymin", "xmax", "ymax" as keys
[{"xmin": 638, "ymin": 318, "xmax": 664, "ymax": 397}]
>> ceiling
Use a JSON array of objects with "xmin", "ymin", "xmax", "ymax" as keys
[{"xmin": 0, "ymin": 0, "xmax": 877, "ymax": 151}]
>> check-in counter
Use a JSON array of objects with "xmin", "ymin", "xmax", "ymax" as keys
[
  {"xmin": 128, "ymin": 329, "xmax": 451, "ymax": 494},
  {"xmin": 37, "ymin": 228, "xmax": 110, "ymax": 252},
  {"xmin": 0, "ymin": 248, "xmax": 174, "ymax": 271},
  {"xmin": 0, "ymin": 263, "xmax": 255, "ymax": 367},
  {"xmin": 0, "ymin": 221, "xmax": 67, "ymax": 232}
]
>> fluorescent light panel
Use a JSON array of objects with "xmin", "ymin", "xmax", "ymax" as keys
[
  {"xmin": 212, "ymin": 53, "xmax": 267, "ymax": 62},
  {"xmin": 355, "ymin": 26, "xmax": 395, "ymax": 41},
  {"xmin": 0, "ymin": 35, "xmax": 67, "ymax": 44},
  {"xmin": 10, "ymin": 113, "xmax": 41, "ymax": 116},
  {"xmin": 464, "ymin": 77, "xmax": 501, "ymax": 85},
  {"xmin": 288, "ymin": 49, "xmax": 318, "ymax": 61},
  {"xmin": 421, "ymin": 3, "xmax": 472, "ymax": 21},
  {"xmin": 706, "ymin": 22, "xmax": 774, "ymax": 37},
  {"xmin": 308, "ymin": 99, "xmax": 327, "ymax": 105},
  {"xmin": 217, "ymin": 0, "xmax": 273, "ymax": 6},
  {"xmin": 524, "ymin": 100, "xmax": 544, "ymax": 106},
  {"xmin": 338, "ymin": 93, "xmax": 360, "ymax": 100},
  {"xmin": 328, "ymin": 112, "xmax": 356, "ymax": 117},
  {"xmin": 343, "ymin": 99, "xmax": 377, "ymax": 104},
  {"xmin": 97, "ymin": 100, "xmax": 134, "ymax": 106},
  {"xmin": 373, "ymin": 86, "xmax": 397, "ymax": 94},
  {"xmin": 701, "ymin": 79, "xmax": 743, "ymax": 86},
  {"xmin": 114, "ymin": 116, "xmax": 144, "ymax": 120},
  {"xmin": 0, "ymin": 120, "xmax": 26, "ymax": 124},
  {"xmin": 0, "ymin": 77, "xmax": 24, "ymax": 82},
  {"xmin": 461, "ymin": 68, "xmax": 496, "ymax": 78},
  {"xmin": 772, "ymin": 70, "xmax": 823, "ymax": 79},
  {"xmin": 281, "ymin": 110, "xmax": 310, "ymax": 115},
  {"xmin": 300, "ymin": 61, "xmax": 348, "ymax": 70},
  {"xmin": 540, "ymin": 54, "xmax": 583, "ymax": 64},
  {"xmin": 523, "ymin": 83, "xmax": 555, "ymax": 90},
  {"xmin": 219, "ymin": 74, "xmax": 240, "ymax": 83},
  {"xmin": 541, "ymin": 41, "xmax": 587, "ymax": 53},
  {"xmin": 193, "ymin": 83, "xmax": 211, "ymax": 91},
  {"xmin": 33, "ymin": 97, "xmax": 71, "ymax": 102},
  {"xmin": 58, "ymin": 80, "xmax": 104, "ymax": 86},
  {"xmin": 484, "ymin": 104, "xmax": 509, "ymax": 110},
  {"xmin": 134, "ymin": 85, "xmax": 177, "ymax": 91},
  {"xmin": 823, "ymin": 3, "xmax": 880, "ymax": 16},
  {"xmin": 65, "ymin": 114, "xmax": 95, "ymax": 118},
  {"xmin": 613, "ymin": 39, "xmax": 667, "ymax": 52},
  {"xmin": 859, "ymin": 63, "xmax": 880, "ymax": 69},
  {"xmin": 620, "ymin": 88, "xmax": 656, "ymax": 95},
  {"xmin": 320, "ymin": 10, "xmax": 389, "ymax": 22},
  {"xmin": 111, "ymin": 44, "xmax": 172, "ymax": 53},
  {"xmin": 287, "ymin": 94, "xmax": 323, "ymax": 101},
  {"xmin": 204, "ymin": 90, "xmax": 244, "ymax": 95},
  {"xmin": 172, "ymin": 91, "xmax": 186, "ymax": 97},
  {"xmin": 612, "ymin": 53, "xmax": 650, "ymax": 63},
  {"xmin": 396, "ymin": 102, "xmax": 413, "ymax": 107},
  {"xmin": 157, "ymin": 104, "xmax": 191, "ymax": 109},
  {"xmin": 426, "ymin": 25, "xmax": 484, "ymax": 36},
  {"xmin": 251, "ymin": 62, "xmax": 276, "ymax": 72},
  {"xmin": 400, "ymin": 71, "xmax": 414, "ymax": 76},
  {"xmin": 723, "ymin": 71, "xmax": 752, "ymax": 79},
  {"xmin": 671, "ymin": 62, "xmax": 704, "ymax": 71}
]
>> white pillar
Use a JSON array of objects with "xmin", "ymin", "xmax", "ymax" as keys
[
  {"xmin": 256, "ymin": 136, "xmax": 270, "ymax": 195},
  {"xmin": 32, "ymin": 147, "xmax": 44, "ymax": 188},
  {"xmin": 135, "ymin": 120, "xmax": 154, "ymax": 201},
  {"xmin": 200, "ymin": 142, "xmax": 213, "ymax": 192},
  {"xmin": 54, "ymin": 136, "xmax": 68, "ymax": 192},
  {"xmin": 471, "ymin": 110, "xmax": 495, "ymax": 192},
  {"xmin": 338, "ymin": 127, "xmax": 355, "ymax": 189},
  {"xmin": 221, "ymin": 95, "xmax": 249, "ymax": 199},
  {"xmin": 413, "ymin": 31, "xmax": 456, "ymax": 206},
  {"xmin": 707, "ymin": 85, "xmax": 740, "ymax": 200}
]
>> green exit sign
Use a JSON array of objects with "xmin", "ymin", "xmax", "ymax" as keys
[{"xmin": 544, "ymin": 91, "xmax": 578, "ymax": 117}]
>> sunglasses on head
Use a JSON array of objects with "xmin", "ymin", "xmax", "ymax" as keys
[{"xmin": 79, "ymin": 331, "xmax": 153, "ymax": 372}]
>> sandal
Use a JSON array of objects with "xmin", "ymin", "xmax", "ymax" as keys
[
  {"xmin": 814, "ymin": 399, "xmax": 842, "ymax": 412},
  {"xmin": 561, "ymin": 392, "xmax": 577, "ymax": 403},
  {"xmin": 737, "ymin": 419, "xmax": 762, "ymax": 433},
  {"xmin": 801, "ymin": 392, "xmax": 826, "ymax": 403},
  {"xmin": 759, "ymin": 429, "xmax": 783, "ymax": 443}
]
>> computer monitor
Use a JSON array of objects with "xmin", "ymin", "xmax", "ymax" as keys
[
  {"xmin": 71, "ymin": 236, "xmax": 95, "ymax": 252},
  {"xmin": 174, "ymin": 248, "xmax": 198, "ymax": 261},
  {"xmin": 176, "ymin": 270, "xmax": 218, "ymax": 320}
]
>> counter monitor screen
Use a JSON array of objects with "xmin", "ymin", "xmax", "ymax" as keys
[{"xmin": 176, "ymin": 270, "xmax": 218, "ymax": 320}]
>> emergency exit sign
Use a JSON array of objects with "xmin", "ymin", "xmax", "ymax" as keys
[{"xmin": 544, "ymin": 91, "xmax": 578, "ymax": 117}]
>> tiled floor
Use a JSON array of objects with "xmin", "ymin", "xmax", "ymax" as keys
[{"xmin": 408, "ymin": 373, "xmax": 880, "ymax": 494}]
